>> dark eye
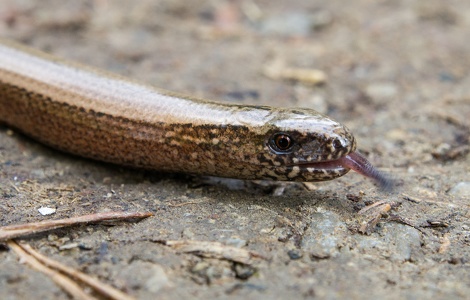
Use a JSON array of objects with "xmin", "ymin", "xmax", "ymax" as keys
[
  {"xmin": 269, "ymin": 133, "xmax": 294, "ymax": 153},
  {"xmin": 333, "ymin": 138, "xmax": 344, "ymax": 149}
]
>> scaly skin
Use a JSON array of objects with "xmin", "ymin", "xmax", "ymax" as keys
[{"xmin": 0, "ymin": 40, "xmax": 394, "ymax": 186}]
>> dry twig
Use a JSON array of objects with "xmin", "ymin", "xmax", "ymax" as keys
[
  {"xmin": 8, "ymin": 240, "xmax": 96, "ymax": 300},
  {"xmin": 0, "ymin": 211, "xmax": 153, "ymax": 242},
  {"xmin": 13, "ymin": 242, "xmax": 135, "ymax": 300},
  {"xmin": 160, "ymin": 240, "xmax": 266, "ymax": 265}
]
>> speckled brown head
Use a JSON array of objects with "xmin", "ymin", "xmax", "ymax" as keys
[{"xmin": 199, "ymin": 107, "xmax": 357, "ymax": 182}]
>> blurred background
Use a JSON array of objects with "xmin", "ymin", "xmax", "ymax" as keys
[{"xmin": 0, "ymin": 1, "xmax": 469, "ymax": 299}]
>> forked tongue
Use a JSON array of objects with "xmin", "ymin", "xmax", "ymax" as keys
[{"xmin": 339, "ymin": 151, "xmax": 394, "ymax": 191}]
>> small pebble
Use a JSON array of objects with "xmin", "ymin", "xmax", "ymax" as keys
[
  {"xmin": 59, "ymin": 243, "xmax": 79, "ymax": 251},
  {"xmin": 287, "ymin": 249, "xmax": 303, "ymax": 260},
  {"xmin": 309, "ymin": 249, "xmax": 330, "ymax": 260},
  {"xmin": 38, "ymin": 206, "xmax": 56, "ymax": 216},
  {"xmin": 234, "ymin": 263, "xmax": 256, "ymax": 279},
  {"xmin": 448, "ymin": 182, "xmax": 470, "ymax": 197}
]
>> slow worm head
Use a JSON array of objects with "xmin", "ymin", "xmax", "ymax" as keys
[{"xmin": 0, "ymin": 39, "xmax": 392, "ymax": 188}]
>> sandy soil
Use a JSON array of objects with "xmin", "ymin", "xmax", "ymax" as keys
[{"xmin": 0, "ymin": 1, "xmax": 469, "ymax": 299}]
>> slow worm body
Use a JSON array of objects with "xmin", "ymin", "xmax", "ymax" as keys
[{"xmin": 0, "ymin": 40, "xmax": 391, "ymax": 188}]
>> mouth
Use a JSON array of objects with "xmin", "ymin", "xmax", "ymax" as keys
[{"xmin": 294, "ymin": 151, "xmax": 394, "ymax": 191}]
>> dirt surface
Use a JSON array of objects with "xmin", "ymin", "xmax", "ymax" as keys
[{"xmin": 0, "ymin": 1, "xmax": 469, "ymax": 299}]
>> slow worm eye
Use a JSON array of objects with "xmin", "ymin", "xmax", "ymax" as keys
[
  {"xmin": 333, "ymin": 138, "xmax": 344, "ymax": 149},
  {"xmin": 269, "ymin": 133, "xmax": 294, "ymax": 153}
]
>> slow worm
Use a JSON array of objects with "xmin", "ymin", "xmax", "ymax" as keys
[{"xmin": 0, "ymin": 39, "xmax": 392, "ymax": 189}]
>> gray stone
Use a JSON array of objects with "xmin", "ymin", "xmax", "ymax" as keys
[
  {"xmin": 301, "ymin": 210, "xmax": 347, "ymax": 256},
  {"xmin": 448, "ymin": 182, "xmax": 470, "ymax": 198},
  {"xmin": 356, "ymin": 224, "xmax": 422, "ymax": 262}
]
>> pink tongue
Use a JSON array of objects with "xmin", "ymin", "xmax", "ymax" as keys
[{"xmin": 339, "ymin": 152, "xmax": 394, "ymax": 191}]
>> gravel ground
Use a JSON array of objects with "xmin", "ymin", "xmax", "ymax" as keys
[{"xmin": 0, "ymin": 1, "xmax": 469, "ymax": 299}]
